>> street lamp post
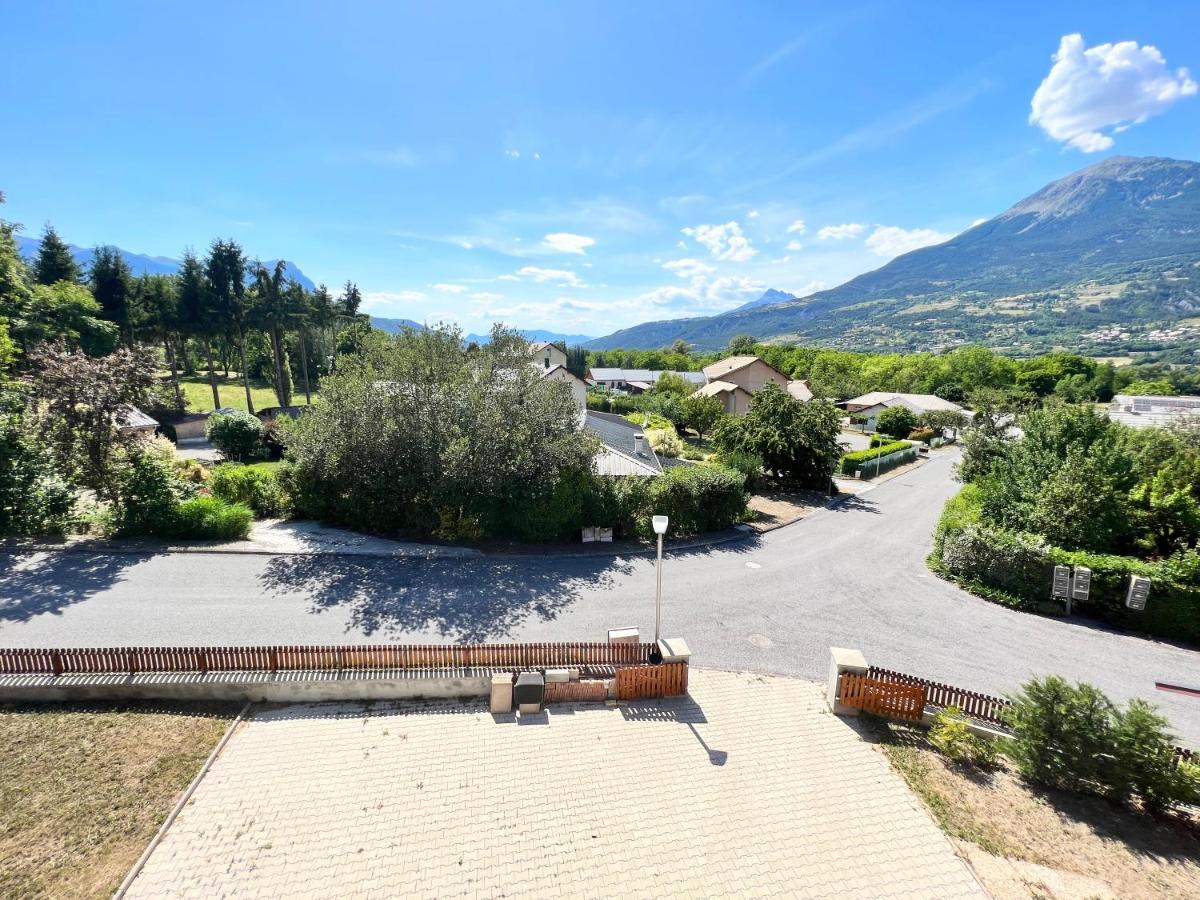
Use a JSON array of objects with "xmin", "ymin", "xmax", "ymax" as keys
[{"xmin": 652, "ymin": 515, "xmax": 669, "ymax": 643}]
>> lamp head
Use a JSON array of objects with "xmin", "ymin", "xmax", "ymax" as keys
[{"xmin": 652, "ymin": 515, "xmax": 669, "ymax": 536}]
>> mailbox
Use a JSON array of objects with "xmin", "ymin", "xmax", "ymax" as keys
[
  {"xmin": 1071, "ymin": 566, "xmax": 1091, "ymax": 602},
  {"xmin": 514, "ymin": 672, "xmax": 545, "ymax": 706},
  {"xmin": 1126, "ymin": 576, "xmax": 1151, "ymax": 611},
  {"xmin": 1052, "ymin": 565, "xmax": 1071, "ymax": 599}
]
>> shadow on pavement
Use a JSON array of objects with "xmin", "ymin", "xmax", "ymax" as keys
[
  {"xmin": 0, "ymin": 552, "xmax": 144, "ymax": 624},
  {"xmin": 826, "ymin": 494, "xmax": 882, "ymax": 515},
  {"xmin": 619, "ymin": 695, "xmax": 727, "ymax": 765}
]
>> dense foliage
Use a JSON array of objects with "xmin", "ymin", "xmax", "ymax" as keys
[
  {"xmin": 713, "ymin": 384, "xmax": 842, "ymax": 487},
  {"xmin": 285, "ymin": 326, "xmax": 598, "ymax": 539},
  {"xmin": 206, "ymin": 410, "xmax": 266, "ymax": 462},
  {"xmin": 209, "ymin": 464, "xmax": 292, "ymax": 518},
  {"xmin": 1005, "ymin": 676, "xmax": 1198, "ymax": 811}
]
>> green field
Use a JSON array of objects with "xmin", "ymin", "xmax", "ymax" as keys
[{"xmin": 177, "ymin": 375, "xmax": 316, "ymax": 413}]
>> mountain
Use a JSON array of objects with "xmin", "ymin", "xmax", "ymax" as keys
[
  {"xmin": 586, "ymin": 156, "xmax": 1200, "ymax": 354},
  {"xmin": 729, "ymin": 288, "xmax": 797, "ymax": 312},
  {"xmin": 463, "ymin": 329, "xmax": 596, "ymax": 345},
  {"xmin": 370, "ymin": 316, "xmax": 425, "ymax": 334},
  {"xmin": 14, "ymin": 235, "xmax": 316, "ymax": 290}
]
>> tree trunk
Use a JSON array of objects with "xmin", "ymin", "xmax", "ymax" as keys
[
  {"xmin": 178, "ymin": 335, "xmax": 195, "ymax": 376},
  {"xmin": 238, "ymin": 333, "xmax": 254, "ymax": 415},
  {"xmin": 299, "ymin": 330, "xmax": 312, "ymax": 404},
  {"xmin": 204, "ymin": 341, "xmax": 221, "ymax": 410},
  {"xmin": 270, "ymin": 323, "xmax": 291, "ymax": 407},
  {"xmin": 164, "ymin": 335, "xmax": 184, "ymax": 411}
]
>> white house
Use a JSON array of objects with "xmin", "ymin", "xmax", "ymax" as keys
[
  {"xmin": 842, "ymin": 392, "xmax": 967, "ymax": 432},
  {"xmin": 531, "ymin": 341, "xmax": 568, "ymax": 370},
  {"xmin": 1107, "ymin": 393, "xmax": 1200, "ymax": 430}
]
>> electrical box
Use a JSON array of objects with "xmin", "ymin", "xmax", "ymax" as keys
[{"xmin": 1126, "ymin": 575, "xmax": 1151, "ymax": 611}]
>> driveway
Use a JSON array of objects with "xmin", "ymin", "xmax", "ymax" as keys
[
  {"xmin": 3, "ymin": 450, "xmax": 1199, "ymax": 742},
  {"xmin": 124, "ymin": 670, "xmax": 985, "ymax": 899}
]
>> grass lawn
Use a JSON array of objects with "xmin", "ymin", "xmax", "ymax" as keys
[
  {"xmin": 213, "ymin": 459, "xmax": 286, "ymax": 475},
  {"xmin": 874, "ymin": 720, "xmax": 1200, "ymax": 898},
  {"xmin": 176, "ymin": 374, "xmax": 317, "ymax": 413},
  {"xmin": 0, "ymin": 702, "xmax": 236, "ymax": 899}
]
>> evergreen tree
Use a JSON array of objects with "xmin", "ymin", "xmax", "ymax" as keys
[
  {"xmin": 204, "ymin": 239, "xmax": 254, "ymax": 413},
  {"xmin": 177, "ymin": 250, "xmax": 220, "ymax": 408},
  {"xmin": 340, "ymin": 280, "xmax": 363, "ymax": 317},
  {"xmin": 88, "ymin": 246, "xmax": 134, "ymax": 341},
  {"xmin": 33, "ymin": 224, "xmax": 81, "ymax": 285}
]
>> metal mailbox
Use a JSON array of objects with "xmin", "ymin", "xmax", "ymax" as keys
[
  {"xmin": 1052, "ymin": 565, "xmax": 1071, "ymax": 599},
  {"xmin": 1071, "ymin": 566, "xmax": 1091, "ymax": 602},
  {"xmin": 1126, "ymin": 575, "xmax": 1151, "ymax": 611},
  {"xmin": 514, "ymin": 671, "xmax": 545, "ymax": 706}
]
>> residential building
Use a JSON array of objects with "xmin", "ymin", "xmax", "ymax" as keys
[
  {"xmin": 697, "ymin": 355, "xmax": 791, "ymax": 415},
  {"xmin": 541, "ymin": 364, "xmax": 589, "ymax": 424},
  {"xmin": 531, "ymin": 341, "xmax": 568, "ymax": 370},
  {"xmin": 116, "ymin": 405, "xmax": 159, "ymax": 438},
  {"xmin": 842, "ymin": 392, "xmax": 967, "ymax": 432},
  {"xmin": 586, "ymin": 368, "xmax": 707, "ymax": 393},
  {"xmin": 1107, "ymin": 393, "xmax": 1200, "ymax": 430},
  {"xmin": 584, "ymin": 411, "xmax": 665, "ymax": 476}
]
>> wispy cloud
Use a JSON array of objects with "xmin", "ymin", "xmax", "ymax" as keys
[
  {"xmin": 431, "ymin": 283, "xmax": 468, "ymax": 294},
  {"xmin": 681, "ymin": 221, "xmax": 757, "ymax": 262},
  {"xmin": 739, "ymin": 6, "xmax": 880, "ymax": 87},
  {"xmin": 864, "ymin": 224, "xmax": 952, "ymax": 258},
  {"xmin": 817, "ymin": 223, "xmax": 866, "ymax": 240},
  {"xmin": 542, "ymin": 232, "xmax": 595, "ymax": 255}
]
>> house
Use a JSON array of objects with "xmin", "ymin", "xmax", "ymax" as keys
[
  {"xmin": 116, "ymin": 405, "xmax": 159, "ymax": 438},
  {"xmin": 584, "ymin": 410, "xmax": 665, "ymax": 476},
  {"xmin": 540, "ymin": 364, "xmax": 589, "ymax": 424},
  {"xmin": 585, "ymin": 368, "xmax": 707, "ymax": 393},
  {"xmin": 842, "ymin": 392, "xmax": 967, "ymax": 432},
  {"xmin": 531, "ymin": 341, "xmax": 568, "ymax": 370},
  {"xmin": 1107, "ymin": 393, "xmax": 1200, "ymax": 430},
  {"xmin": 786, "ymin": 379, "xmax": 813, "ymax": 402},
  {"xmin": 697, "ymin": 356, "xmax": 791, "ymax": 415}
]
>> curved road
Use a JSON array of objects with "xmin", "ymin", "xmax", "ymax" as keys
[{"xmin": 2, "ymin": 451, "xmax": 1199, "ymax": 741}]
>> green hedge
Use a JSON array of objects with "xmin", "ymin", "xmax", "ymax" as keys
[
  {"xmin": 209, "ymin": 464, "xmax": 293, "ymax": 518},
  {"xmin": 933, "ymin": 489, "xmax": 1200, "ymax": 644},
  {"xmin": 841, "ymin": 440, "xmax": 917, "ymax": 476}
]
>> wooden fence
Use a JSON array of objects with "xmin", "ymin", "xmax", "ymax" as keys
[
  {"xmin": 0, "ymin": 642, "xmax": 657, "ymax": 677},
  {"xmin": 838, "ymin": 672, "xmax": 926, "ymax": 722},
  {"xmin": 868, "ymin": 665, "xmax": 1010, "ymax": 727},
  {"xmin": 616, "ymin": 663, "xmax": 689, "ymax": 700}
]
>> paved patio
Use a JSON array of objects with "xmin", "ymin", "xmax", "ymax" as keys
[{"xmin": 125, "ymin": 670, "xmax": 985, "ymax": 898}]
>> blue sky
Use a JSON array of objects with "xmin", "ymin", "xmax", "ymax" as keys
[{"xmin": 4, "ymin": 2, "xmax": 1198, "ymax": 337}]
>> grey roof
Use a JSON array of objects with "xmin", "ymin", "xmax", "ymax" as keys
[
  {"xmin": 587, "ymin": 368, "xmax": 707, "ymax": 385},
  {"xmin": 584, "ymin": 411, "xmax": 663, "ymax": 475},
  {"xmin": 117, "ymin": 405, "xmax": 159, "ymax": 431},
  {"xmin": 1108, "ymin": 394, "xmax": 1200, "ymax": 430}
]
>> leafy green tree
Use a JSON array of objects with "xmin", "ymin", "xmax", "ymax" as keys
[
  {"xmin": 9, "ymin": 281, "xmax": 118, "ymax": 357},
  {"xmin": 565, "ymin": 344, "xmax": 588, "ymax": 379},
  {"xmin": 713, "ymin": 384, "xmax": 842, "ymax": 487},
  {"xmin": 88, "ymin": 246, "xmax": 134, "ymax": 341},
  {"xmin": 807, "ymin": 350, "xmax": 863, "ymax": 400},
  {"xmin": 0, "ymin": 388, "xmax": 76, "ymax": 534},
  {"xmin": 1123, "ymin": 379, "xmax": 1176, "ymax": 396},
  {"xmin": 681, "ymin": 392, "xmax": 724, "ymax": 441},
  {"xmin": 285, "ymin": 325, "xmax": 596, "ymax": 538},
  {"xmin": 250, "ymin": 260, "xmax": 294, "ymax": 407},
  {"xmin": 651, "ymin": 371, "xmax": 693, "ymax": 396},
  {"xmin": 1128, "ymin": 454, "xmax": 1200, "ymax": 556},
  {"xmin": 0, "ymin": 216, "xmax": 32, "ymax": 334},
  {"xmin": 875, "ymin": 405, "xmax": 918, "ymax": 439},
  {"xmin": 32, "ymin": 224, "xmax": 81, "ymax": 285},
  {"xmin": 132, "ymin": 274, "xmax": 184, "ymax": 410},
  {"xmin": 725, "ymin": 334, "xmax": 757, "ymax": 356},
  {"xmin": 1004, "ymin": 676, "xmax": 1116, "ymax": 792}
]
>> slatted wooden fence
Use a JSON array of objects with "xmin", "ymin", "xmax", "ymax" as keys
[
  {"xmin": 868, "ymin": 665, "xmax": 1010, "ymax": 727},
  {"xmin": 838, "ymin": 672, "xmax": 926, "ymax": 722},
  {"xmin": 615, "ymin": 662, "xmax": 688, "ymax": 700},
  {"xmin": 0, "ymin": 642, "xmax": 656, "ymax": 677},
  {"xmin": 544, "ymin": 680, "xmax": 610, "ymax": 703}
]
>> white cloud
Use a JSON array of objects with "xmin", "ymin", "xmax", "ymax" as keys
[
  {"xmin": 786, "ymin": 219, "xmax": 807, "ymax": 234},
  {"xmin": 432, "ymin": 283, "xmax": 468, "ymax": 294},
  {"xmin": 681, "ymin": 221, "xmax": 757, "ymax": 262},
  {"xmin": 747, "ymin": 209, "xmax": 760, "ymax": 219},
  {"xmin": 785, "ymin": 240, "xmax": 804, "ymax": 251},
  {"xmin": 459, "ymin": 241, "xmax": 474, "ymax": 249},
  {"xmin": 794, "ymin": 279, "xmax": 827, "ymax": 297},
  {"xmin": 515, "ymin": 266, "xmax": 584, "ymax": 287},
  {"xmin": 662, "ymin": 258, "xmax": 716, "ymax": 279},
  {"xmin": 362, "ymin": 290, "xmax": 427, "ymax": 310},
  {"xmin": 1030, "ymin": 34, "xmax": 1197, "ymax": 152},
  {"xmin": 864, "ymin": 225, "xmax": 952, "ymax": 258},
  {"xmin": 542, "ymin": 232, "xmax": 595, "ymax": 255},
  {"xmin": 504, "ymin": 149, "xmax": 520, "ymax": 159},
  {"xmin": 817, "ymin": 223, "xmax": 866, "ymax": 240}
]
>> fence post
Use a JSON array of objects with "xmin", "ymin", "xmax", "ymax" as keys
[
  {"xmin": 827, "ymin": 647, "xmax": 868, "ymax": 715},
  {"xmin": 51, "ymin": 651, "xmax": 63, "ymax": 676}
]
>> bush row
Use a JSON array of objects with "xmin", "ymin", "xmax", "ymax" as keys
[
  {"xmin": 209, "ymin": 464, "xmax": 293, "ymax": 518},
  {"xmin": 112, "ymin": 452, "xmax": 252, "ymax": 540},
  {"xmin": 933, "ymin": 488, "xmax": 1200, "ymax": 644},
  {"xmin": 840, "ymin": 440, "xmax": 916, "ymax": 476}
]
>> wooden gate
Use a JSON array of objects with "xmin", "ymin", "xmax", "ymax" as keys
[
  {"xmin": 839, "ymin": 672, "xmax": 926, "ymax": 722},
  {"xmin": 615, "ymin": 663, "xmax": 688, "ymax": 700}
]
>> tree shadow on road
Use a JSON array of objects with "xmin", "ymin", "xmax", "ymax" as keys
[
  {"xmin": 827, "ymin": 494, "xmax": 882, "ymax": 515},
  {"xmin": 257, "ymin": 554, "xmax": 639, "ymax": 643},
  {"xmin": 0, "ymin": 552, "xmax": 143, "ymax": 625}
]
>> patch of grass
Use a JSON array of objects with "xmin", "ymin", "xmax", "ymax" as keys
[
  {"xmin": 178, "ymin": 375, "xmax": 312, "ymax": 413},
  {"xmin": 0, "ymin": 702, "xmax": 236, "ymax": 899}
]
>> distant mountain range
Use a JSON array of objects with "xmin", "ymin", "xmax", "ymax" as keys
[
  {"xmin": 370, "ymin": 317, "xmax": 594, "ymax": 346},
  {"xmin": 586, "ymin": 155, "xmax": 1200, "ymax": 354},
  {"xmin": 14, "ymin": 235, "xmax": 316, "ymax": 290}
]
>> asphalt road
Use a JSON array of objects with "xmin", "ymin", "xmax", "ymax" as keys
[{"xmin": 3, "ymin": 450, "xmax": 1199, "ymax": 742}]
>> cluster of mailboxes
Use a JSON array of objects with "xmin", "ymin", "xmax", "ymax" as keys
[
  {"xmin": 490, "ymin": 669, "xmax": 573, "ymax": 715},
  {"xmin": 1053, "ymin": 565, "xmax": 1152, "ymax": 611}
]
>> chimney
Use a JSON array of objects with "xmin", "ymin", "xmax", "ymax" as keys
[{"xmin": 634, "ymin": 433, "xmax": 646, "ymax": 456}]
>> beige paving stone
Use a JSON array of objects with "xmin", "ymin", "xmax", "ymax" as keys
[{"xmin": 125, "ymin": 669, "xmax": 985, "ymax": 899}]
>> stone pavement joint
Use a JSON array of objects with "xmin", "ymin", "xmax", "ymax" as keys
[{"xmin": 125, "ymin": 669, "xmax": 985, "ymax": 898}]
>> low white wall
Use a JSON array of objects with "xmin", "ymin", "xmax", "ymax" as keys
[{"xmin": 0, "ymin": 674, "xmax": 491, "ymax": 703}]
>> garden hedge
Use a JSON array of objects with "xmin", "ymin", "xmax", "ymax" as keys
[{"xmin": 840, "ymin": 440, "xmax": 917, "ymax": 476}]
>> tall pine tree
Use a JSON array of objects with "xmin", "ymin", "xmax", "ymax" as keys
[
  {"xmin": 204, "ymin": 239, "xmax": 253, "ymax": 413},
  {"xmin": 88, "ymin": 246, "xmax": 134, "ymax": 342},
  {"xmin": 33, "ymin": 224, "xmax": 81, "ymax": 285}
]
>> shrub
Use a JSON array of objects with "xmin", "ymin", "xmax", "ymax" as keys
[
  {"xmin": 111, "ymin": 451, "xmax": 193, "ymax": 537},
  {"xmin": 205, "ymin": 410, "xmax": 265, "ymax": 462},
  {"xmin": 929, "ymin": 706, "xmax": 998, "ymax": 767},
  {"xmin": 174, "ymin": 496, "xmax": 253, "ymax": 540},
  {"xmin": 1004, "ymin": 676, "xmax": 1116, "ymax": 792},
  {"xmin": 936, "ymin": 523, "xmax": 1051, "ymax": 604},
  {"xmin": 642, "ymin": 464, "xmax": 748, "ymax": 536},
  {"xmin": 209, "ymin": 464, "xmax": 292, "ymax": 518},
  {"xmin": 1109, "ymin": 699, "xmax": 1197, "ymax": 811},
  {"xmin": 876, "ymin": 405, "xmax": 919, "ymax": 439},
  {"xmin": 715, "ymin": 449, "xmax": 763, "ymax": 488},
  {"xmin": 647, "ymin": 427, "xmax": 683, "ymax": 458},
  {"xmin": 713, "ymin": 385, "xmax": 842, "ymax": 487},
  {"xmin": 624, "ymin": 411, "xmax": 675, "ymax": 432},
  {"xmin": 840, "ymin": 440, "xmax": 914, "ymax": 475},
  {"xmin": 0, "ymin": 390, "xmax": 77, "ymax": 535},
  {"xmin": 908, "ymin": 426, "xmax": 935, "ymax": 444}
]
